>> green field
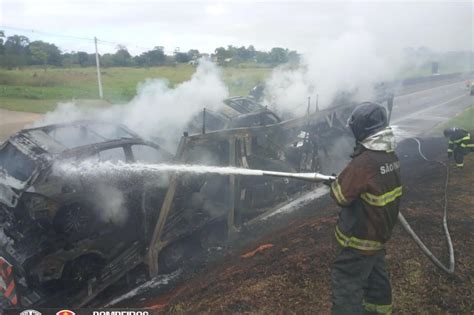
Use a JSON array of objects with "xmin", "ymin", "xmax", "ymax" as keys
[
  {"xmin": 0, "ymin": 61, "xmax": 469, "ymax": 114},
  {"xmin": 441, "ymin": 105, "xmax": 474, "ymax": 131},
  {"xmin": 0, "ymin": 65, "xmax": 271, "ymax": 113}
]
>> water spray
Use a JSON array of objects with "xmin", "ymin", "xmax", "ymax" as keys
[{"xmin": 57, "ymin": 161, "xmax": 336, "ymax": 183}]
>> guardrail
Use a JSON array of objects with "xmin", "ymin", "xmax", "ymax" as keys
[{"xmin": 400, "ymin": 71, "xmax": 474, "ymax": 86}]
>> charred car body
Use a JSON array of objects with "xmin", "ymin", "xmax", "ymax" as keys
[
  {"xmin": 0, "ymin": 121, "xmax": 174, "ymax": 307},
  {"xmin": 0, "ymin": 93, "xmax": 394, "ymax": 307}
]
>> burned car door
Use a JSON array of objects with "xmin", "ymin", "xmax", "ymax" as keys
[{"xmin": 52, "ymin": 146, "xmax": 136, "ymax": 242}]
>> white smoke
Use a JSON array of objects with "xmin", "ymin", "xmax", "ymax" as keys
[
  {"xmin": 93, "ymin": 184, "xmax": 128, "ymax": 226},
  {"xmin": 264, "ymin": 31, "xmax": 399, "ymax": 116},
  {"xmin": 35, "ymin": 60, "xmax": 229, "ymax": 151},
  {"xmin": 390, "ymin": 125, "xmax": 417, "ymax": 142}
]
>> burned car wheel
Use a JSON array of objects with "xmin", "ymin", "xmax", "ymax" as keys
[
  {"xmin": 62, "ymin": 255, "xmax": 105, "ymax": 292},
  {"xmin": 159, "ymin": 237, "xmax": 202, "ymax": 274},
  {"xmin": 53, "ymin": 203, "xmax": 95, "ymax": 240}
]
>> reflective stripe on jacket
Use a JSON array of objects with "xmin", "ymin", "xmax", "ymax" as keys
[
  {"xmin": 448, "ymin": 129, "xmax": 473, "ymax": 151},
  {"xmin": 330, "ymin": 143, "xmax": 402, "ymax": 252}
]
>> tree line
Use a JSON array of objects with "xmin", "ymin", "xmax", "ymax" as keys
[{"xmin": 0, "ymin": 31, "xmax": 300, "ymax": 69}]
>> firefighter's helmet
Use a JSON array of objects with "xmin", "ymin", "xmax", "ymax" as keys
[
  {"xmin": 443, "ymin": 127, "xmax": 456, "ymax": 138},
  {"xmin": 348, "ymin": 102, "xmax": 388, "ymax": 142}
]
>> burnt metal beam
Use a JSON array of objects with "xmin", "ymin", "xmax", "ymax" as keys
[
  {"xmin": 184, "ymin": 103, "xmax": 355, "ymax": 144},
  {"xmin": 227, "ymin": 137, "xmax": 238, "ymax": 235},
  {"xmin": 147, "ymin": 136, "xmax": 188, "ymax": 277}
]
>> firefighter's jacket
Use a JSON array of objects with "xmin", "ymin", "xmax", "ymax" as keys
[
  {"xmin": 447, "ymin": 128, "xmax": 474, "ymax": 154},
  {"xmin": 330, "ymin": 127, "xmax": 402, "ymax": 252}
]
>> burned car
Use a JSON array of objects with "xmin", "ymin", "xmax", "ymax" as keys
[
  {"xmin": 0, "ymin": 121, "xmax": 174, "ymax": 307},
  {"xmin": 185, "ymin": 96, "xmax": 281, "ymax": 134}
]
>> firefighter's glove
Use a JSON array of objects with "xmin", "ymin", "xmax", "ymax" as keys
[{"xmin": 323, "ymin": 173, "xmax": 336, "ymax": 186}]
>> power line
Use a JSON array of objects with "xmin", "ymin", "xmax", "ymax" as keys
[{"xmin": 0, "ymin": 25, "xmax": 94, "ymax": 42}]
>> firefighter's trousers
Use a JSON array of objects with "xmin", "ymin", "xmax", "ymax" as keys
[
  {"xmin": 453, "ymin": 146, "xmax": 474, "ymax": 168},
  {"xmin": 331, "ymin": 247, "xmax": 392, "ymax": 315}
]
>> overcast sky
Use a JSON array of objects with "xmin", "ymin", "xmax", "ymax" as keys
[{"xmin": 0, "ymin": 0, "xmax": 472, "ymax": 55}]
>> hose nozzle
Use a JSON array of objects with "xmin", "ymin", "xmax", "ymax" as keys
[{"xmin": 261, "ymin": 170, "xmax": 336, "ymax": 183}]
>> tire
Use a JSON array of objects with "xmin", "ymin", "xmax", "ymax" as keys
[
  {"xmin": 62, "ymin": 255, "xmax": 105, "ymax": 293},
  {"xmin": 158, "ymin": 238, "xmax": 201, "ymax": 274},
  {"xmin": 53, "ymin": 203, "xmax": 95, "ymax": 241}
]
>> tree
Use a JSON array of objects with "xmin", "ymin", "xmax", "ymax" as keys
[
  {"xmin": 3, "ymin": 35, "xmax": 30, "ymax": 68},
  {"xmin": 214, "ymin": 47, "xmax": 229, "ymax": 63},
  {"xmin": 247, "ymin": 45, "xmax": 256, "ymax": 60},
  {"xmin": 113, "ymin": 45, "xmax": 133, "ymax": 66},
  {"xmin": 287, "ymin": 50, "xmax": 300, "ymax": 64},
  {"xmin": 134, "ymin": 46, "xmax": 165, "ymax": 66},
  {"xmin": 0, "ymin": 31, "xmax": 4, "ymax": 66},
  {"xmin": 255, "ymin": 51, "xmax": 269, "ymax": 64},
  {"xmin": 188, "ymin": 49, "xmax": 200, "ymax": 60},
  {"xmin": 174, "ymin": 52, "xmax": 191, "ymax": 63},
  {"xmin": 45, "ymin": 43, "xmax": 62, "ymax": 66},
  {"xmin": 29, "ymin": 42, "xmax": 48, "ymax": 69},
  {"xmin": 28, "ymin": 40, "xmax": 62, "ymax": 69},
  {"xmin": 0, "ymin": 31, "xmax": 5, "ymax": 55},
  {"xmin": 268, "ymin": 47, "xmax": 289, "ymax": 64},
  {"xmin": 147, "ymin": 47, "xmax": 166, "ymax": 65},
  {"xmin": 235, "ymin": 46, "xmax": 251, "ymax": 61},
  {"xmin": 61, "ymin": 53, "xmax": 77, "ymax": 68},
  {"xmin": 76, "ymin": 51, "xmax": 89, "ymax": 67},
  {"xmin": 100, "ymin": 53, "xmax": 115, "ymax": 67}
]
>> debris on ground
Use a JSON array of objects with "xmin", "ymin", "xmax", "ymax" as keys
[
  {"xmin": 240, "ymin": 244, "xmax": 274, "ymax": 259},
  {"xmin": 154, "ymin": 137, "xmax": 474, "ymax": 314}
]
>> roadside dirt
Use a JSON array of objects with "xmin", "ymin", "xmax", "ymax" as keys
[
  {"xmin": 130, "ymin": 137, "xmax": 473, "ymax": 314},
  {"xmin": 0, "ymin": 109, "xmax": 43, "ymax": 142}
]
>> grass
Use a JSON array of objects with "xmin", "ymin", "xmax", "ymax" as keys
[
  {"xmin": 0, "ymin": 61, "xmax": 467, "ymax": 114},
  {"xmin": 440, "ymin": 105, "xmax": 474, "ymax": 131},
  {"xmin": 0, "ymin": 65, "xmax": 271, "ymax": 113}
]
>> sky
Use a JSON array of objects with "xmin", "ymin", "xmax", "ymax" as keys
[{"xmin": 0, "ymin": 0, "xmax": 472, "ymax": 56}]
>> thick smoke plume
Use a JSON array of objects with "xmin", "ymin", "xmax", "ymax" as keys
[
  {"xmin": 264, "ymin": 31, "xmax": 399, "ymax": 116},
  {"xmin": 35, "ymin": 60, "xmax": 229, "ymax": 151}
]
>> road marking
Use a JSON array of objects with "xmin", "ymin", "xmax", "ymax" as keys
[
  {"xmin": 396, "ymin": 80, "xmax": 466, "ymax": 98},
  {"xmin": 392, "ymin": 94, "xmax": 467, "ymax": 124}
]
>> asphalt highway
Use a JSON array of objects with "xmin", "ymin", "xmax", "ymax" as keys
[{"xmin": 391, "ymin": 80, "xmax": 473, "ymax": 135}]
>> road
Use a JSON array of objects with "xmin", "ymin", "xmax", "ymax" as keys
[
  {"xmin": 391, "ymin": 80, "xmax": 472, "ymax": 135},
  {"xmin": 0, "ymin": 109, "xmax": 43, "ymax": 142}
]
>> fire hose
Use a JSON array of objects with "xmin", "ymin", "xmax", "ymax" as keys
[
  {"xmin": 262, "ymin": 137, "xmax": 455, "ymax": 274},
  {"xmin": 399, "ymin": 138, "xmax": 455, "ymax": 274}
]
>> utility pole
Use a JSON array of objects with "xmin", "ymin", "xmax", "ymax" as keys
[
  {"xmin": 94, "ymin": 37, "xmax": 104, "ymax": 99},
  {"xmin": 307, "ymin": 96, "xmax": 311, "ymax": 115}
]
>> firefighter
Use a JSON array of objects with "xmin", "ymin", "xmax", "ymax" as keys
[
  {"xmin": 443, "ymin": 127, "xmax": 474, "ymax": 168},
  {"xmin": 329, "ymin": 102, "xmax": 402, "ymax": 315}
]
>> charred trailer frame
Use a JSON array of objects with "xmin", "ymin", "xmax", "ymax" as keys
[{"xmin": 0, "ymin": 97, "xmax": 393, "ymax": 307}]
